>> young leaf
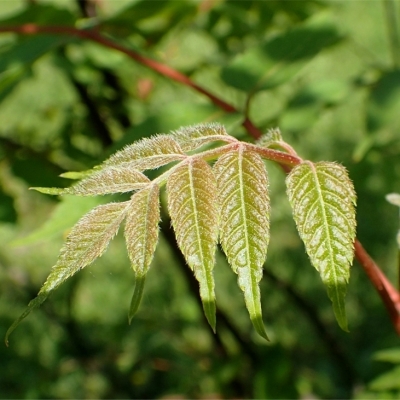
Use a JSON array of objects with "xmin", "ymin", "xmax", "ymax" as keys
[
  {"xmin": 214, "ymin": 146, "xmax": 270, "ymax": 340},
  {"xmin": 167, "ymin": 157, "xmax": 218, "ymax": 331},
  {"xmin": 286, "ymin": 161, "xmax": 356, "ymax": 331},
  {"xmin": 125, "ymin": 183, "xmax": 160, "ymax": 322},
  {"xmin": 171, "ymin": 122, "xmax": 232, "ymax": 152},
  {"xmin": 6, "ymin": 201, "xmax": 129, "ymax": 345},
  {"xmin": 256, "ymin": 127, "xmax": 283, "ymax": 148},
  {"xmin": 32, "ymin": 167, "xmax": 150, "ymax": 196},
  {"xmin": 103, "ymin": 135, "xmax": 186, "ymax": 171},
  {"xmin": 65, "ymin": 166, "xmax": 150, "ymax": 195}
]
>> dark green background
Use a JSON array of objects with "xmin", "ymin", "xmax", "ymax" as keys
[{"xmin": 1, "ymin": 0, "xmax": 400, "ymax": 398}]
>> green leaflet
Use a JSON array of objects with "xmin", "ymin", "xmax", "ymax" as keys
[
  {"xmin": 33, "ymin": 167, "xmax": 150, "ymax": 196},
  {"xmin": 5, "ymin": 201, "xmax": 129, "ymax": 345},
  {"xmin": 59, "ymin": 170, "xmax": 93, "ymax": 180},
  {"xmin": 214, "ymin": 146, "xmax": 270, "ymax": 340},
  {"xmin": 286, "ymin": 161, "xmax": 356, "ymax": 331},
  {"xmin": 167, "ymin": 157, "xmax": 218, "ymax": 331},
  {"xmin": 124, "ymin": 184, "xmax": 160, "ymax": 322},
  {"xmin": 171, "ymin": 123, "xmax": 232, "ymax": 152},
  {"xmin": 103, "ymin": 135, "xmax": 186, "ymax": 171}
]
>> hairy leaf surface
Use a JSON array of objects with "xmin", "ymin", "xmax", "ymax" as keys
[
  {"xmin": 34, "ymin": 167, "xmax": 151, "ymax": 196},
  {"xmin": 286, "ymin": 161, "xmax": 356, "ymax": 331},
  {"xmin": 167, "ymin": 157, "xmax": 218, "ymax": 330},
  {"xmin": 256, "ymin": 127, "xmax": 283, "ymax": 148},
  {"xmin": 214, "ymin": 146, "xmax": 270, "ymax": 339},
  {"xmin": 172, "ymin": 123, "xmax": 232, "ymax": 152},
  {"xmin": 103, "ymin": 135, "xmax": 186, "ymax": 171},
  {"xmin": 6, "ymin": 201, "xmax": 129, "ymax": 344},
  {"xmin": 125, "ymin": 184, "xmax": 160, "ymax": 321}
]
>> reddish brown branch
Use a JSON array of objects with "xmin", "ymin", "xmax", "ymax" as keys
[
  {"xmin": 1, "ymin": 23, "xmax": 400, "ymax": 334},
  {"xmin": 0, "ymin": 24, "xmax": 260, "ymax": 133},
  {"xmin": 355, "ymin": 240, "xmax": 400, "ymax": 335}
]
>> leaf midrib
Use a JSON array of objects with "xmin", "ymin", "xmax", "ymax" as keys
[
  {"xmin": 188, "ymin": 160, "xmax": 212, "ymax": 297},
  {"xmin": 237, "ymin": 147, "xmax": 257, "ymax": 312},
  {"xmin": 309, "ymin": 162, "xmax": 342, "ymax": 314}
]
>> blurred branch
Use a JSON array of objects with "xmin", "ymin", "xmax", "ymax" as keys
[
  {"xmin": 0, "ymin": 24, "xmax": 263, "ymax": 139},
  {"xmin": 160, "ymin": 214, "xmax": 256, "ymax": 359},
  {"xmin": 264, "ymin": 269, "xmax": 357, "ymax": 389},
  {"xmin": 0, "ymin": 23, "xmax": 399, "ymax": 337},
  {"xmin": 57, "ymin": 49, "xmax": 113, "ymax": 148},
  {"xmin": 76, "ymin": 0, "xmax": 98, "ymax": 18}
]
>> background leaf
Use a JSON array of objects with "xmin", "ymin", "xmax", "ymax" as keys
[
  {"xmin": 221, "ymin": 21, "xmax": 341, "ymax": 92},
  {"xmin": 167, "ymin": 157, "xmax": 218, "ymax": 331},
  {"xmin": 286, "ymin": 161, "xmax": 356, "ymax": 331},
  {"xmin": 214, "ymin": 146, "xmax": 270, "ymax": 339}
]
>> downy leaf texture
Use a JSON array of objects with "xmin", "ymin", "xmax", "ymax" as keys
[
  {"xmin": 171, "ymin": 123, "xmax": 232, "ymax": 152},
  {"xmin": 33, "ymin": 167, "xmax": 150, "ymax": 196},
  {"xmin": 286, "ymin": 161, "xmax": 356, "ymax": 331},
  {"xmin": 125, "ymin": 184, "xmax": 160, "ymax": 321},
  {"xmin": 214, "ymin": 146, "xmax": 270, "ymax": 340},
  {"xmin": 102, "ymin": 134, "xmax": 186, "ymax": 171},
  {"xmin": 167, "ymin": 157, "xmax": 218, "ymax": 331},
  {"xmin": 256, "ymin": 127, "xmax": 283, "ymax": 148},
  {"xmin": 6, "ymin": 201, "xmax": 129, "ymax": 344}
]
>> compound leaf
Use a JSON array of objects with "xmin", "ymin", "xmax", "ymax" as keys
[
  {"xmin": 6, "ymin": 201, "xmax": 129, "ymax": 345},
  {"xmin": 171, "ymin": 123, "xmax": 232, "ymax": 152},
  {"xmin": 214, "ymin": 146, "xmax": 270, "ymax": 340},
  {"xmin": 125, "ymin": 184, "xmax": 160, "ymax": 321},
  {"xmin": 286, "ymin": 161, "xmax": 356, "ymax": 331},
  {"xmin": 103, "ymin": 135, "xmax": 186, "ymax": 171},
  {"xmin": 167, "ymin": 157, "xmax": 218, "ymax": 331}
]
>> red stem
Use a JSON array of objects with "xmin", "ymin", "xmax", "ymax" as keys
[
  {"xmin": 354, "ymin": 240, "xmax": 400, "ymax": 334},
  {"xmin": 1, "ymin": 23, "xmax": 400, "ymax": 335}
]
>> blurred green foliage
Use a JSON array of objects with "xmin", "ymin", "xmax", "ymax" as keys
[{"xmin": 0, "ymin": 0, "xmax": 400, "ymax": 398}]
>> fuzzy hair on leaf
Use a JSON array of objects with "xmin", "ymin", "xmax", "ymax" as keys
[
  {"xmin": 171, "ymin": 122, "xmax": 233, "ymax": 152},
  {"xmin": 214, "ymin": 145, "xmax": 270, "ymax": 340},
  {"xmin": 102, "ymin": 135, "xmax": 186, "ymax": 171},
  {"xmin": 167, "ymin": 157, "xmax": 219, "ymax": 331},
  {"xmin": 6, "ymin": 201, "xmax": 129, "ymax": 345}
]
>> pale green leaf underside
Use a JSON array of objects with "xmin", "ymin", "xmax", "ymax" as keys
[
  {"xmin": 286, "ymin": 161, "xmax": 356, "ymax": 331},
  {"xmin": 167, "ymin": 157, "xmax": 218, "ymax": 331},
  {"xmin": 125, "ymin": 184, "xmax": 160, "ymax": 321},
  {"xmin": 6, "ymin": 201, "xmax": 129, "ymax": 345},
  {"xmin": 33, "ymin": 167, "xmax": 150, "ymax": 196},
  {"xmin": 103, "ymin": 135, "xmax": 186, "ymax": 171},
  {"xmin": 214, "ymin": 146, "xmax": 270, "ymax": 340},
  {"xmin": 172, "ymin": 122, "xmax": 231, "ymax": 152}
]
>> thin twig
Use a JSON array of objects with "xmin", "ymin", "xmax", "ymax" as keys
[
  {"xmin": 354, "ymin": 240, "xmax": 400, "ymax": 334},
  {"xmin": 0, "ymin": 24, "xmax": 264, "ymax": 139}
]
